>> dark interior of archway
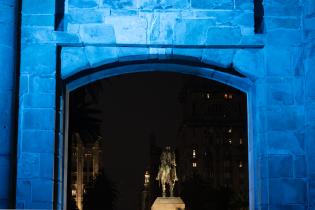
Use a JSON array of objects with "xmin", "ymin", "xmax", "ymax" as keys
[{"xmin": 67, "ymin": 72, "xmax": 248, "ymax": 210}]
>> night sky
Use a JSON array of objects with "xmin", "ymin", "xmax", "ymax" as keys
[{"xmin": 99, "ymin": 72, "xmax": 189, "ymax": 210}]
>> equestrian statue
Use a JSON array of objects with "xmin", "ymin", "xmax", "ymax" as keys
[{"xmin": 156, "ymin": 146, "xmax": 178, "ymax": 197}]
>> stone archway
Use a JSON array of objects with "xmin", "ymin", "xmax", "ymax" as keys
[{"xmin": 58, "ymin": 55, "xmax": 256, "ymax": 210}]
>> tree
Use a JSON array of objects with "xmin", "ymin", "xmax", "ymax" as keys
[
  {"xmin": 83, "ymin": 172, "xmax": 118, "ymax": 210},
  {"xmin": 69, "ymin": 82, "xmax": 103, "ymax": 146},
  {"xmin": 180, "ymin": 174, "xmax": 231, "ymax": 210}
]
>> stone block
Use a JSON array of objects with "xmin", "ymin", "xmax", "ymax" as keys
[
  {"xmin": 294, "ymin": 156, "xmax": 306, "ymax": 178},
  {"xmin": 22, "ymin": 14, "xmax": 54, "ymax": 27},
  {"xmin": 233, "ymin": 49, "xmax": 264, "ymax": 78},
  {"xmin": 22, "ymin": 0, "xmax": 54, "ymax": 14},
  {"xmin": 85, "ymin": 46, "xmax": 118, "ymax": 67},
  {"xmin": 16, "ymin": 180, "xmax": 31, "ymax": 206},
  {"xmin": 269, "ymin": 154, "xmax": 293, "ymax": 178},
  {"xmin": 61, "ymin": 47, "xmax": 90, "ymax": 78},
  {"xmin": 264, "ymin": 0, "xmax": 302, "ymax": 17},
  {"xmin": 104, "ymin": 16, "xmax": 146, "ymax": 44},
  {"xmin": 174, "ymin": 19, "xmax": 215, "ymax": 45},
  {"xmin": 267, "ymin": 131, "xmax": 304, "ymax": 155},
  {"xmin": 138, "ymin": 0, "xmax": 189, "ymax": 9},
  {"xmin": 0, "ymin": 45, "xmax": 14, "ymax": 83},
  {"xmin": 269, "ymin": 205, "xmax": 307, "ymax": 210},
  {"xmin": 69, "ymin": 0, "xmax": 98, "ymax": 8},
  {"xmin": 148, "ymin": 12, "xmax": 178, "ymax": 44},
  {"xmin": 265, "ymin": 17, "xmax": 300, "ymax": 31},
  {"xmin": 22, "ymin": 108, "xmax": 55, "ymax": 130},
  {"xmin": 0, "ymin": 156, "xmax": 10, "ymax": 199},
  {"xmin": 266, "ymin": 29, "xmax": 302, "ymax": 47},
  {"xmin": 265, "ymin": 106, "xmax": 304, "ymax": 131},
  {"xmin": 24, "ymin": 93, "xmax": 55, "ymax": 108},
  {"xmin": 269, "ymin": 179, "xmax": 306, "ymax": 204},
  {"xmin": 201, "ymin": 49, "xmax": 235, "ymax": 68},
  {"xmin": 19, "ymin": 74, "xmax": 29, "ymax": 96},
  {"xmin": 79, "ymin": 24, "xmax": 116, "ymax": 44},
  {"xmin": 0, "ymin": 4, "xmax": 15, "ymax": 23},
  {"xmin": 22, "ymin": 130, "xmax": 54, "ymax": 153},
  {"xmin": 172, "ymin": 48, "xmax": 203, "ymax": 60},
  {"xmin": 118, "ymin": 47, "xmax": 149, "ymax": 61},
  {"xmin": 29, "ymin": 76, "xmax": 55, "ymax": 93},
  {"xmin": 17, "ymin": 152, "xmax": 40, "ymax": 178},
  {"xmin": 265, "ymin": 79, "xmax": 294, "ymax": 105},
  {"xmin": 265, "ymin": 47, "xmax": 292, "ymax": 76},
  {"xmin": 40, "ymin": 153, "xmax": 54, "ymax": 179},
  {"xmin": 304, "ymin": 0, "xmax": 315, "ymax": 17},
  {"xmin": 32, "ymin": 179, "xmax": 53, "ymax": 202},
  {"xmin": 191, "ymin": 0, "xmax": 233, "ymax": 9},
  {"xmin": 310, "ymin": 179, "xmax": 315, "ymax": 206},
  {"xmin": 309, "ymin": 156, "xmax": 315, "ymax": 178},
  {"xmin": 305, "ymin": 56, "xmax": 315, "ymax": 100},
  {"xmin": 206, "ymin": 27, "xmax": 242, "ymax": 45},
  {"xmin": 235, "ymin": 0, "xmax": 253, "ymax": 10},
  {"xmin": 0, "ymin": 22, "xmax": 15, "ymax": 47},
  {"xmin": 103, "ymin": 0, "xmax": 135, "ymax": 9},
  {"xmin": 20, "ymin": 44, "xmax": 56, "ymax": 75},
  {"xmin": 67, "ymin": 8, "xmax": 107, "ymax": 24}
]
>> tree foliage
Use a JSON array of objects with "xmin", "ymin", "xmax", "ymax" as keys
[{"xmin": 83, "ymin": 172, "xmax": 118, "ymax": 210}]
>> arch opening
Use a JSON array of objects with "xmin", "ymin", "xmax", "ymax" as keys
[{"xmin": 58, "ymin": 61, "xmax": 255, "ymax": 210}]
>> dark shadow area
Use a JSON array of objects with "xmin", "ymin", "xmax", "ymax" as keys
[
  {"xmin": 254, "ymin": 0, "xmax": 264, "ymax": 33},
  {"xmin": 67, "ymin": 72, "xmax": 248, "ymax": 210},
  {"xmin": 55, "ymin": 0, "xmax": 65, "ymax": 31}
]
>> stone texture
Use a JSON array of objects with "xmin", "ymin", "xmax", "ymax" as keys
[
  {"xmin": 268, "ymin": 155, "xmax": 293, "ymax": 178},
  {"xmin": 269, "ymin": 179, "xmax": 306, "ymax": 204},
  {"xmin": 78, "ymin": 24, "xmax": 116, "ymax": 44},
  {"xmin": 104, "ymin": 16, "xmax": 146, "ymax": 44},
  {"xmin": 191, "ymin": 0, "xmax": 233, "ymax": 9}
]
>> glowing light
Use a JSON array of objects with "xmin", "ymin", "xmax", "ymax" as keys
[
  {"xmin": 228, "ymin": 128, "xmax": 232, "ymax": 133},
  {"xmin": 72, "ymin": 189, "xmax": 76, "ymax": 196},
  {"xmin": 193, "ymin": 149, "xmax": 196, "ymax": 158},
  {"xmin": 229, "ymin": 139, "xmax": 232, "ymax": 144},
  {"xmin": 144, "ymin": 171, "xmax": 150, "ymax": 185},
  {"xmin": 240, "ymin": 138, "xmax": 243, "ymax": 145},
  {"xmin": 206, "ymin": 93, "xmax": 210, "ymax": 99},
  {"xmin": 192, "ymin": 162, "xmax": 197, "ymax": 167},
  {"xmin": 239, "ymin": 161, "xmax": 243, "ymax": 168}
]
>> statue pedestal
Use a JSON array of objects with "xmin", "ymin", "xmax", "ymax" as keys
[{"xmin": 151, "ymin": 197, "xmax": 185, "ymax": 210}]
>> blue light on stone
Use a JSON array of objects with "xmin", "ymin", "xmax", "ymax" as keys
[{"xmin": 0, "ymin": 0, "xmax": 314, "ymax": 209}]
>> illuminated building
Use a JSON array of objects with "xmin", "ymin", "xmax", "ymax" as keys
[
  {"xmin": 176, "ymin": 78, "xmax": 248, "ymax": 194},
  {"xmin": 70, "ymin": 133, "xmax": 104, "ymax": 210}
]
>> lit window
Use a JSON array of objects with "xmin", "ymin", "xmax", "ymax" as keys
[
  {"xmin": 229, "ymin": 94, "xmax": 233, "ymax": 99},
  {"xmin": 72, "ymin": 189, "xmax": 76, "ymax": 196},
  {"xmin": 239, "ymin": 161, "xmax": 243, "ymax": 168},
  {"xmin": 192, "ymin": 162, "xmax": 197, "ymax": 167},
  {"xmin": 228, "ymin": 139, "xmax": 232, "ymax": 144},
  {"xmin": 228, "ymin": 128, "xmax": 232, "ymax": 133},
  {"xmin": 224, "ymin": 93, "xmax": 228, "ymax": 99},
  {"xmin": 206, "ymin": 93, "xmax": 211, "ymax": 99},
  {"xmin": 193, "ymin": 149, "xmax": 196, "ymax": 158},
  {"xmin": 240, "ymin": 138, "xmax": 243, "ymax": 145}
]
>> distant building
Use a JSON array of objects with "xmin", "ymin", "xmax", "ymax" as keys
[
  {"xmin": 176, "ymin": 78, "xmax": 248, "ymax": 195},
  {"xmin": 71, "ymin": 133, "xmax": 104, "ymax": 210}
]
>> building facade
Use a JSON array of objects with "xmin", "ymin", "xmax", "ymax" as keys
[
  {"xmin": 177, "ymin": 79, "xmax": 248, "ymax": 196},
  {"xmin": 70, "ymin": 134, "xmax": 103, "ymax": 210}
]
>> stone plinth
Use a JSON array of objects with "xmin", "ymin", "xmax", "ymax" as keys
[{"xmin": 151, "ymin": 197, "xmax": 185, "ymax": 210}]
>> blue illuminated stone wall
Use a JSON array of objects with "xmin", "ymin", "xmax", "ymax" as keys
[
  {"xmin": 0, "ymin": 0, "xmax": 17, "ymax": 208},
  {"xmin": 0, "ymin": 0, "xmax": 313, "ymax": 209}
]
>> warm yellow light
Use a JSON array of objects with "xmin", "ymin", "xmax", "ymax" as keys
[
  {"xmin": 240, "ymin": 138, "xmax": 243, "ymax": 145},
  {"xmin": 144, "ymin": 171, "xmax": 150, "ymax": 184},
  {"xmin": 192, "ymin": 162, "xmax": 197, "ymax": 167},
  {"xmin": 239, "ymin": 161, "xmax": 243, "ymax": 168},
  {"xmin": 72, "ymin": 189, "xmax": 76, "ymax": 196}
]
